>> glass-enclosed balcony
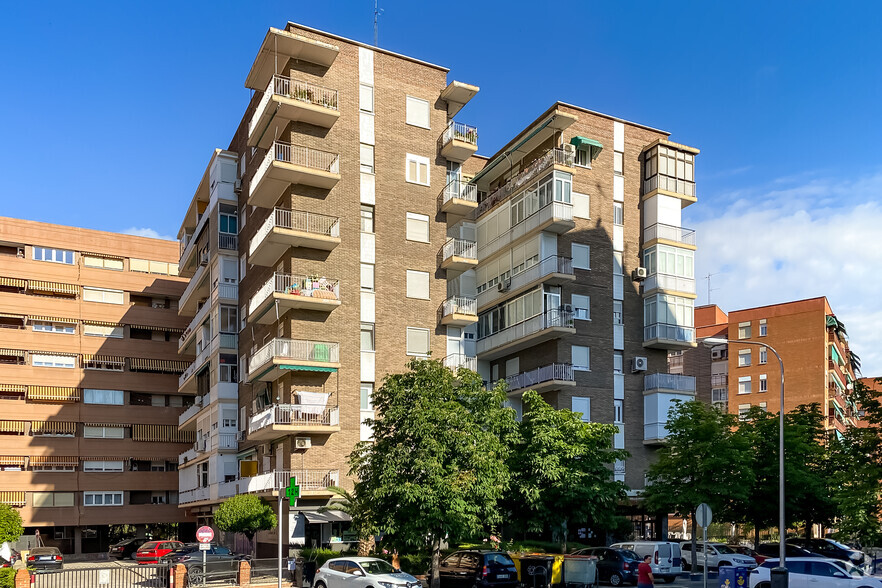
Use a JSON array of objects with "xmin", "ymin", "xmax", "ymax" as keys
[
  {"xmin": 249, "ymin": 208, "xmax": 340, "ymax": 266},
  {"xmin": 439, "ymin": 121, "xmax": 478, "ymax": 162},
  {"xmin": 249, "ymin": 273, "xmax": 340, "ymax": 324},
  {"xmin": 248, "ymin": 76, "xmax": 340, "ymax": 149},
  {"xmin": 644, "ymin": 373, "xmax": 696, "ymax": 444},
  {"xmin": 642, "ymin": 141, "xmax": 698, "ymax": 202},
  {"xmin": 643, "ymin": 322, "xmax": 696, "ymax": 350},
  {"xmin": 477, "ymin": 255, "xmax": 574, "ymax": 311},
  {"xmin": 248, "ymin": 142, "xmax": 340, "ymax": 208},
  {"xmin": 247, "ymin": 338, "xmax": 339, "ymax": 383}
]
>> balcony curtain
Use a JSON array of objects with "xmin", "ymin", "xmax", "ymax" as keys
[
  {"xmin": 129, "ymin": 358, "xmax": 189, "ymax": 374},
  {"xmin": 132, "ymin": 424, "xmax": 195, "ymax": 443}
]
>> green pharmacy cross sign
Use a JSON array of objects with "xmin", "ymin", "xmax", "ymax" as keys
[{"xmin": 284, "ymin": 477, "xmax": 300, "ymax": 506}]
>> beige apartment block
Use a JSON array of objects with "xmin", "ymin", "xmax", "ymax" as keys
[{"xmin": 0, "ymin": 217, "xmax": 196, "ymax": 554}]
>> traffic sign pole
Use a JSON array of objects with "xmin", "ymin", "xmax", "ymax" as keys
[
  {"xmin": 695, "ymin": 504, "xmax": 712, "ymax": 588},
  {"xmin": 196, "ymin": 525, "xmax": 214, "ymax": 588}
]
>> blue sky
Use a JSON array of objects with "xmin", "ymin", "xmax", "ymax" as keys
[{"xmin": 2, "ymin": 1, "xmax": 881, "ymax": 373}]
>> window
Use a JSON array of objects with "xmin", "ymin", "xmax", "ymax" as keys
[
  {"xmin": 738, "ymin": 376, "xmax": 751, "ymax": 395},
  {"xmin": 614, "ymin": 351, "xmax": 624, "ymax": 375},
  {"xmin": 84, "ymin": 492, "xmax": 123, "ymax": 506},
  {"xmin": 32, "ymin": 492, "xmax": 74, "ymax": 507},
  {"xmin": 83, "ymin": 287, "xmax": 124, "ymax": 305},
  {"xmin": 738, "ymin": 322, "xmax": 751, "ymax": 339},
  {"xmin": 572, "ymin": 294, "xmax": 590, "ymax": 320},
  {"xmin": 84, "ymin": 356, "xmax": 124, "ymax": 371},
  {"xmin": 406, "ymin": 270, "xmax": 430, "ymax": 299},
  {"xmin": 406, "ymin": 154, "xmax": 430, "ymax": 186},
  {"xmin": 572, "ymin": 397, "xmax": 590, "ymax": 422},
  {"xmin": 84, "ymin": 426, "xmax": 125, "ymax": 439},
  {"xmin": 759, "ymin": 374, "xmax": 768, "ymax": 393},
  {"xmin": 360, "ymin": 144, "xmax": 374, "ymax": 174},
  {"xmin": 83, "ymin": 255, "xmax": 123, "ymax": 270},
  {"xmin": 759, "ymin": 319, "xmax": 768, "ymax": 337},
  {"xmin": 574, "ymin": 148, "xmax": 591, "ymax": 168},
  {"xmin": 405, "ymin": 96, "xmax": 430, "ymax": 129},
  {"xmin": 360, "ymin": 324, "xmax": 375, "ymax": 352},
  {"xmin": 572, "ymin": 243, "xmax": 590, "ymax": 270},
  {"xmin": 759, "ymin": 347, "xmax": 768, "ymax": 365},
  {"xmin": 759, "ymin": 402, "xmax": 767, "ymax": 411},
  {"xmin": 239, "ymin": 254, "xmax": 247, "ymax": 280},
  {"xmin": 406, "ymin": 327, "xmax": 430, "ymax": 356},
  {"xmin": 83, "ymin": 324, "xmax": 123, "ymax": 338},
  {"xmin": 219, "ymin": 211, "xmax": 238, "ymax": 234},
  {"xmin": 222, "ymin": 409, "xmax": 237, "ymax": 429},
  {"xmin": 361, "ymin": 263, "xmax": 375, "ymax": 292},
  {"xmin": 219, "ymin": 361, "xmax": 238, "ymax": 383},
  {"xmin": 738, "ymin": 349, "xmax": 751, "ymax": 367},
  {"xmin": 31, "ymin": 353, "xmax": 76, "ymax": 368},
  {"xmin": 738, "ymin": 404, "xmax": 751, "ymax": 421},
  {"xmin": 360, "ymin": 383, "xmax": 373, "ymax": 410},
  {"xmin": 405, "ymin": 212, "xmax": 430, "ymax": 242},
  {"xmin": 32, "ymin": 321, "xmax": 75, "ymax": 334},
  {"xmin": 360, "ymin": 84, "xmax": 374, "ymax": 113},
  {"xmin": 84, "ymin": 389, "xmax": 124, "ymax": 405},
  {"xmin": 613, "ymin": 300, "xmax": 623, "ymax": 325},
  {"xmin": 614, "ymin": 399, "xmax": 624, "ymax": 424},
  {"xmin": 642, "ymin": 244, "xmax": 694, "ymax": 279},
  {"xmin": 613, "ymin": 202, "xmax": 624, "ymax": 226},
  {"xmin": 33, "ymin": 247, "xmax": 74, "ymax": 265},
  {"xmin": 614, "ymin": 151, "xmax": 624, "ymax": 175},
  {"xmin": 572, "ymin": 345, "xmax": 590, "ymax": 371},
  {"xmin": 572, "ymin": 191, "xmax": 590, "ymax": 219},
  {"xmin": 360, "ymin": 205, "xmax": 375, "ymax": 233},
  {"xmin": 82, "ymin": 460, "xmax": 124, "ymax": 472},
  {"xmin": 219, "ymin": 306, "xmax": 238, "ymax": 333}
]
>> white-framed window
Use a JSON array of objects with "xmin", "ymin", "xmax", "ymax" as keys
[
  {"xmin": 82, "ymin": 460, "xmax": 124, "ymax": 472},
  {"xmin": 738, "ymin": 348, "xmax": 751, "ymax": 367},
  {"xmin": 222, "ymin": 409, "xmax": 237, "ymax": 429},
  {"xmin": 738, "ymin": 376, "xmax": 751, "ymax": 395},
  {"xmin": 84, "ymin": 491, "xmax": 123, "ymax": 506},
  {"xmin": 405, "ymin": 212, "xmax": 430, "ymax": 242},
  {"xmin": 614, "ymin": 399, "xmax": 624, "ymax": 424},
  {"xmin": 360, "ymin": 143, "xmax": 374, "ymax": 174},
  {"xmin": 406, "ymin": 154, "xmax": 430, "ymax": 186},
  {"xmin": 219, "ymin": 210, "xmax": 238, "ymax": 235},
  {"xmin": 759, "ymin": 347, "xmax": 768, "ymax": 365},
  {"xmin": 613, "ymin": 300, "xmax": 623, "ymax": 325},
  {"xmin": 574, "ymin": 148, "xmax": 591, "ymax": 168},
  {"xmin": 572, "ymin": 345, "xmax": 590, "ymax": 371},
  {"xmin": 759, "ymin": 402, "xmax": 767, "ymax": 411},
  {"xmin": 360, "ymin": 323, "xmax": 375, "ymax": 352},
  {"xmin": 84, "ymin": 389, "xmax": 124, "ymax": 405},
  {"xmin": 360, "ymin": 205, "xmax": 375, "ymax": 233},
  {"xmin": 360, "ymin": 383, "xmax": 373, "ymax": 411},
  {"xmin": 32, "ymin": 321, "xmax": 75, "ymax": 335},
  {"xmin": 31, "ymin": 353, "xmax": 76, "ymax": 368},
  {"xmin": 406, "ymin": 270, "xmax": 430, "ymax": 299},
  {"xmin": 240, "ymin": 304, "xmax": 247, "ymax": 332},
  {"xmin": 613, "ymin": 201, "xmax": 624, "ymax": 226},
  {"xmin": 83, "ymin": 426, "xmax": 125, "ymax": 439},
  {"xmin": 83, "ymin": 287, "xmax": 124, "ymax": 305},
  {"xmin": 361, "ymin": 263, "xmax": 375, "ymax": 292},
  {"xmin": 219, "ymin": 363, "xmax": 238, "ymax": 383},
  {"xmin": 83, "ymin": 255, "xmax": 123, "ymax": 270},
  {"xmin": 30, "ymin": 464, "xmax": 75, "ymax": 472},
  {"xmin": 406, "ymin": 327, "xmax": 430, "ymax": 356},
  {"xmin": 405, "ymin": 96, "xmax": 430, "ymax": 129},
  {"xmin": 83, "ymin": 324, "xmax": 123, "ymax": 338},
  {"xmin": 33, "ymin": 247, "xmax": 74, "ymax": 265},
  {"xmin": 759, "ymin": 319, "xmax": 768, "ymax": 337},
  {"xmin": 613, "ymin": 351, "xmax": 624, "ymax": 375},
  {"xmin": 614, "ymin": 150, "xmax": 624, "ymax": 176},
  {"xmin": 360, "ymin": 84, "xmax": 374, "ymax": 113},
  {"xmin": 572, "ymin": 243, "xmax": 590, "ymax": 270},
  {"xmin": 572, "ymin": 397, "xmax": 591, "ymax": 422},
  {"xmin": 572, "ymin": 294, "xmax": 590, "ymax": 320},
  {"xmin": 738, "ymin": 404, "xmax": 751, "ymax": 421},
  {"xmin": 239, "ymin": 254, "xmax": 247, "ymax": 280},
  {"xmin": 738, "ymin": 322, "xmax": 751, "ymax": 339},
  {"xmin": 759, "ymin": 374, "xmax": 768, "ymax": 393}
]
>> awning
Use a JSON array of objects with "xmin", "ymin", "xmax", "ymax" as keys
[
  {"xmin": 0, "ymin": 277, "xmax": 26, "ymax": 288},
  {"xmin": 302, "ymin": 510, "xmax": 352, "ymax": 524},
  {"xmin": 84, "ymin": 422, "xmax": 126, "ymax": 428},
  {"xmin": 0, "ymin": 491, "xmax": 26, "ymax": 506},
  {"xmin": 128, "ymin": 456, "xmax": 176, "ymax": 463},
  {"xmin": 27, "ymin": 386, "xmax": 80, "ymax": 402},
  {"xmin": 128, "ymin": 324, "xmax": 185, "ymax": 334},
  {"xmin": 28, "ymin": 315, "xmax": 77, "ymax": 324},
  {"xmin": 0, "ymin": 384, "xmax": 27, "ymax": 394},
  {"xmin": 129, "ymin": 358, "xmax": 189, "ymax": 374},
  {"xmin": 0, "ymin": 456, "xmax": 25, "ymax": 467},
  {"xmin": 281, "ymin": 365, "xmax": 338, "ymax": 373},
  {"xmin": 0, "ymin": 312, "xmax": 25, "ymax": 320},
  {"xmin": 83, "ymin": 320, "xmax": 122, "ymax": 328},
  {"xmin": 0, "ymin": 421, "xmax": 26, "ymax": 434},
  {"xmin": 570, "ymin": 136, "xmax": 603, "ymax": 160},
  {"xmin": 30, "ymin": 456, "xmax": 78, "ymax": 467},
  {"xmin": 30, "ymin": 421, "xmax": 76, "ymax": 435},
  {"xmin": 132, "ymin": 424, "xmax": 195, "ymax": 443},
  {"xmin": 28, "ymin": 280, "xmax": 79, "ymax": 296},
  {"xmin": 0, "ymin": 349, "xmax": 25, "ymax": 358},
  {"xmin": 82, "ymin": 251, "xmax": 124, "ymax": 260}
]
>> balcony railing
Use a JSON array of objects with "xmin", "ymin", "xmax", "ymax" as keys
[
  {"xmin": 712, "ymin": 388, "xmax": 729, "ymax": 403},
  {"xmin": 440, "ymin": 238, "xmax": 477, "ymax": 262},
  {"xmin": 249, "ymin": 207, "xmax": 341, "ymax": 257},
  {"xmin": 440, "ymin": 121, "xmax": 478, "ymax": 147},
  {"xmin": 644, "ymin": 323, "xmax": 695, "ymax": 345},
  {"xmin": 179, "ymin": 487, "xmax": 209, "ymax": 505},
  {"xmin": 477, "ymin": 255, "xmax": 573, "ymax": 309},
  {"xmin": 178, "ymin": 400, "xmax": 203, "ymax": 427},
  {"xmin": 476, "ymin": 147, "xmax": 574, "ymax": 217},
  {"xmin": 249, "ymin": 273, "xmax": 340, "ymax": 316},
  {"xmin": 250, "ymin": 142, "xmax": 340, "ymax": 200},
  {"xmin": 216, "ymin": 283, "xmax": 238, "ymax": 301},
  {"xmin": 477, "ymin": 309, "xmax": 574, "ymax": 356},
  {"xmin": 644, "ymin": 373, "xmax": 696, "ymax": 393},
  {"xmin": 441, "ymin": 296, "xmax": 477, "ymax": 318},
  {"xmin": 437, "ymin": 178, "xmax": 478, "ymax": 208},
  {"xmin": 505, "ymin": 363, "xmax": 574, "ymax": 392},
  {"xmin": 479, "ymin": 200, "xmax": 574, "ymax": 260},
  {"xmin": 643, "ymin": 223, "xmax": 696, "ymax": 246},
  {"xmin": 218, "ymin": 233, "xmax": 238, "ymax": 251},
  {"xmin": 249, "ymin": 75, "xmax": 339, "ymax": 138},
  {"xmin": 219, "ymin": 333, "xmax": 238, "ymax": 349},
  {"xmin": 711, "ymin": 374, "xmax": 728, "ymax": 387},
  {"xmin": 644, "ymin": 272, "xmax": 696, "ymax": 294},
  {"xmin": 239, "ymin": 469, "xmax": 339, "ymax": 493},
  {"xmin": 442, "ymin": 353, "xmax": 477, "ymax": 372},
  {"xmin": 211, "ymin": 432, "xmax": 238, "ymax": 451},
  {"xmin": 250, "ymin": 338, "xmax": 340, "ymax": 371},
  {"xmin": 668, "ymin": 355, "xmax": 684, "ymax": 368},
  {"xmin": 249, "ymin": 404, "xmax": 340, "ymax": 434}
]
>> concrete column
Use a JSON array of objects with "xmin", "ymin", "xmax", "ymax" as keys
[{"xmin": 73, "ymin": 527, "xmax": 82, "ymax": 555}]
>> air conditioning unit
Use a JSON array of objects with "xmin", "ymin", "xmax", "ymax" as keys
[
  {"xmin": 563, "ymin": 143, "xmax": 576, "ymax": 155},
  {"xmin": 294, "ymin": 437, "xmax": 312, "ymax": 450},
  {"xmin": 237, "ymin": 431, "xmax": 246, "ymax": 442},
  {"xmin": 497, "ymin": 280, "xmax": 511, "ymax": 293},
  {"xmin": 233, "ymin": 179, "xmax": 242, "ymax": 193},
  {"xmin": 631, "ymin": 267, "xmax": 648, "ymax": 281},
  {"xmin": 631, "ymin": 356, "xmax": 648, "ymax": 373},
  {"xmin": 561, "ymin": 304, "xmax": 574, "ymax": 313}
]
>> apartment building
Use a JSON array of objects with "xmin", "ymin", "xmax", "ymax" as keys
[
  {"xmin": 0, "ymin": 217, "xmax": 196, "ymax": 554},
  {"xmin": 174, "ymin": 21, "xmax": 699, "ymax": 547},
  {"xmin": 668, "ymin": 304, "xmax": 729, "ymax": 407}
]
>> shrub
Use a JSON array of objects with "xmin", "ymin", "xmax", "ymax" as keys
[
  {"xmin": 298, "ymin": 548, "xmax": 357, "ymax": 567},
  {"xmin": 0, "ymin": 568, "xmax": 16, "ymax": 588}
]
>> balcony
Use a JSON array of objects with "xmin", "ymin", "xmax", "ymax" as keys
[
  {"xmin": 237, "ymin": 469, "xmax": 339, "ymax": 498},
  {"xmin": 439, "ymin": 121, "xmax": 478, "ymax": 162},
  {"xmin": 247, "ymin": 338, "xmax": 340, "ymax": 383},
  {"xmin": 248, "ymin": 75, "xmax": 340, "ymax": 149},
  {"xmin": 504, "ymin": 363, "xmax": 576, "ymax": 395},
  {"xmin": 478, "ymin": 255, "xmax": 574, "ymax": 311},
  {"xmin": 439, "ymin": 296, "xmax": 477, "ymax": 326},
  {"xmin": 209, "ymin": 432, "xmax": 238, "ymax": 452},
  {"xmin": 643, "ymin": 273, "xmax": 696, "ymax": 295},
  {"xmin": 179, "ymin": 480, "xmax": 238, "ymax": 506},
  {"xmin": 644, "ymin": 374, "xmax": 697, "ymax": 445},
  {"xmin": 439, "ymin": 238, "xmax": 478, "ymax": 272},
  {"xmin": 194, "ymin": 438, "xmax": 207, "ymax": 453},
  {"xmin": 178, "ymin": 398, "xmax": 205, "ymax": 429},
  {"xmin": 179, "ymin": 487, "xmax": 209, "ymax": 505},
  {"xmin": 178, "ymin": 446, "xmax": 199, "ymax": 466},
  {"xmin": 249, "ymin": 208, "xmax": 341, "ymax": 266},
  {"xmin": 643, "ymin": 322, "xmax": 696, "ymax": 350},
  {"xmin": 214, "ymin": 283, "xmax": 238, "ymax": 305},
  {"xmin": 479, "ymin": 200, "xmax": 575, "ymax": 261},
  {"xmin": 248, "ymin": 142, "xmax": 340, "ymax": 208},
  {"xmin": 442, "ymin": 353, "xmax": 477, "ymax": 373},
  {"xmin": 711, "ymin": 374, "xmax": 728, "ymax": 387},
  {"xmin": 644, "ymin": 373, "xmax": 696, "ymax": 393},
  {"xmin": 437, "ymin": 178, "xmax": 478, "ymax": 217},
  {"xmin": 178, "ymin": 263, "xmax": 210, "ymax": 315},
  {"xmin": 712, "ymin": 388, "xmax": 728, "ymax": 404},
  {"xmin": 249, "ymin": 273, "xmax": 340, "ymax": 324},
  {"xmin": 476, "ymin": 147, "xmax": 574, "ymax": 218},
  {"xmin": 248, "ymin": 404, "xmax": 340, "ymax": 441},
  {"xmin": 477, "ymin": 309, "xmax": 575, "ymax": 361},
  {"xmin": 643, "ymin": 223, "xmax": 696, "ymax": 247}
]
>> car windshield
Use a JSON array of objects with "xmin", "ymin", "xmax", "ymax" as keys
[
  {"xmin": 362, "ymin": 560, "xmax": 396, "ymax": 575},
  {"xmin": 715, "ymin": 545, "xmax": 736, "ymax": 554},
  {"xmin": 827, "ymin": 540, "xmax": 851, "ymax": 550},
  {"xmin": 840, "ymin": 561, "xmax": 864, "ymax": 577},
  {"xmin": 620, "ymin": 550, "xmax": 640, "ymax": 560},
  {"xmin": 140, "ymin": 542, "xmax": 159, "ymax": 550},
  {"xmin": 31, "ymin": 548, "xmax": 59, "ymax": 556},
  {"xmin": 485, "ymin": 554, "xmax": 515, "ymax": 566}
]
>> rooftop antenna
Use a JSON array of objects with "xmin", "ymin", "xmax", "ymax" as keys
[
  {"xmin": 705, "ymin": 272, "xmax": 720, "ymax": 305},
  {"xmin": 373, "ymin": 0, "xmax": 383, "ymax": 46}
]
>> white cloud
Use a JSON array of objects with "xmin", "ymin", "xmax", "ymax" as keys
[
  {"xmin": 120, "ymin": 227, "xmax": 176, "ymax": 241},
  {"xmin": 691, "ymin": 171, "xmax": 882, "ymax": 376}
]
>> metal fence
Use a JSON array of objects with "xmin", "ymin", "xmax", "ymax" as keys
[
  {"xmin": 249, "ymin": 558, "xmax": 291, "ymax": 585},
  {"xmin": 33, "ymin": 563, "xmax": 172, "ymax": 588}
]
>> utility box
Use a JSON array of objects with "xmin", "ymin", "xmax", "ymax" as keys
[{"xmin": 718, "ymin": 565, "xmax": 748, "ymax": 588}]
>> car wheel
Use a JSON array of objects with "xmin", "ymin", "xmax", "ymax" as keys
[
  {"xmin": 756, "ymin": 583, "xmax": 770, "ymax": 588},
  {"xmin": 662, "ymin": 577, "xmax": 676, "ymax": 584},
  {"xmin": 682, "ymin": 560, "xmax": 691, "ymax": 571},
  {"xmin": 718, "ymin": 561, "xmax": 731, "ymax": 568},
  {"xmin": 316, "ymin": 582, "xmax": 327, "ymax": 588},
  {"xmin": 188, "ymin": 567, "xmax": 204, "ymax": 585},
  {"xmin": 608, "ymin": 571, "xmax": 623, "ymax": 586}
]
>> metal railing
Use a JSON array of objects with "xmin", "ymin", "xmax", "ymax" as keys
[
  {"xmin": 643, "ymin": 223, "xmax": 696, "ymax": 246},
  {"xmin": 668, "ymin": 354, "xmax": 684, "ymax": 368},
  {"xmin": 249, "ymin": 207, "xmax": 341, "ymax": 257},
  {"xmin": 217, "ymin": 233, "xmax": 237, "ymax": 251},
  {"xmin": 644, "ymin": 373, "xmax": 696, "ymax": 392},
  {"xmin": 250, "ymin": 338, "xmax": 340, "ymax": 373},
  {"xmin": 711, "ymin": 374, "xmax": 728, "ymax": 387},
  {"xmin": 216, "ymin": 283, "xmax": 238, "ymax": 301},
  {"xmin": 251, "ymin": 142, "xmax": 340, "ymax": 198},
  {"xmin": 476, "ymin": 309, "xmax": 574, "ymax": 356},
  {"xmin": 479, "ymin": 199, "xmax": 574, "ymax": 260},
  {"xmin": 178, "ymin": 400, "xmax": 203, "ymax": 427},
  {"xmin": 441, "ymin": 296, "xmax": 477, "ymax": 317},
  {"xmin": 249, "ymin": 75, "xmax": 339, "ymax": 137},
  {"xmin": 644, "ymin": 322, "xmax": 695, "ymax": 344},
  {"xmin": 219, "ymin": 333, "xmax": 238, "ymax": 349},
  {"xmin": 504, "ymin": 363, "xmax": 575, "ymax": 392},
  {"xmin": 440, "ymin": 238, "xmax": 477, "ymax": 262},
  {"xmin": 712, "ymin": 388, "xmax": 729, "ymax": 403},
  {"xmin": 179, "ymin": 487, "xmax": 209, "ymax": 504},
  {"xmin": 440, "ymin": 120, "xmax": 478, "ymax": 147},
  {"xmin": 443, "ymin": 353, "xmax": 477, "ymax": 372},
  {"xmin": 239, "ymin": 469, "xmax": 339, "ymax": 493},
  {"xmin": 213, "ymin": 432, "xmax": 238, "ymax": 451},
  {"xmin": 249, "ymin": 404, "xmax": 340, "ymax": 433},
  {"xmin": 194, "ymin": 438, "xmax": 207, "ymax": 452},
  {"xmin": 477, "ymin": 255, "xmax": 573, "ymax": 309},
  {"xmin": 476, "ymin": 147, "xmax": 575, "ymax": 217},
  {"xmin": 249, "ymin": 272, "xmax": 340, "ymax": 315},
  {"xmin": 438, "ymin": 178, "xmax": 478, "ymax": 209}
]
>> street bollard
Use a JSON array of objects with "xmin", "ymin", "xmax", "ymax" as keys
[{"xmin": 770, "ymin": 567, "xmax": 788, "ymax": 588}]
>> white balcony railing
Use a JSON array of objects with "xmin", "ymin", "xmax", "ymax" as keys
[
  {"xmin": 477, "ymin": 255, "xmax": 573, "ymax": 309},
  {"xmin": 178, "ymin": 447, "xmax": 198, "ymax": 466},
  {"xmin": 644, "ymin": 273, "xmax": 696, "ymax": 295},
  {"xmin": 194, "ymin": 438, "xmax": 207, "ymax": 452},
  {"xmin": 438, "ymin": 178, "xmax": 478, "ymax": 209},
  {"xmin": 644, "ymin": 323, "xmax": 696, "ymax": 345},
  {"xmin": 440, "ymin": 121, "xmax": 478, "ymax": 147},
  {"xmin": 644, "ymin": 373, "xmax": 696, "ymax": 393},
  {"xmin": 442, "ymin": 353, "xmax": 477, "ymax": 372},
  {"xmin": 477, "ymin": 309, "xmax": 574, "ymax": 356},
  {"xmin": 249, "ymin": 75, "xmax": 339, "ymax": 138},
  {"xmin": 250, "ymin": 338, "xmax": 339, "ymax": 373},
  {"xmin": 251, "ymin": 142, "xmax": 340, "ymax": 198},
  {"xmin": 219, "ymin": 333, "xmax": 238, "ymax": 349},
  {"xmin": 643, "ymin": 223, "xmax": 696, "ymax": 246},
  {"xmin": 249, "ymin": 207, "xmax": 341, "ymax": 258},
  {"xmin": 440, "ymin": 238, "xmax": 477, "ymax": 262},
  {"xmin": 249, "ymin": 273, "xmax": 340, "ymax": 316},
  {"xmin": 178, "ymin": 400, "xmax": 203, "ymax": 427},
  {"xmin": 476, "ymin": 147, "xmax": 575, "ymax": 217},
  {"xmin": 211, "ymin": 432, "xmax": 238, "ymax": 451},
  {"xmin": 239, "ymin": 469, "xmax": 339, "ymax": 493},
  {"xmin": 479, "ymin": 200, "xmax": 574, "ymax": 260},
  {"xmin": 179, "ymin": 487, "xmax": 209, "ymax": 505},
  {"xmin": 249, "ymin": 404, "xmax": 340, "ymax": 434},
  {"xmin": 441, "ymin": 296, "xmax": 477, "ymax": 318},
  {"xmin": 179, "ymin": 344, "xmax": 211, "ymax": 389},
  {"xmin": 505, "ymin": 363, "xmax": 575, "ymax": 392},
  {"xmin": 216, "ymin": 283, "xmax": 238, "ymax": 301}
]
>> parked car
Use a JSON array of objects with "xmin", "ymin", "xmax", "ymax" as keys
[
  {"xmin": 315, "ymin": 557, "xmax": 422, "ymax": 588},
  {"xmin": 788, "ymin": 538, "xmax": 868, "ymax": 568},
  {"xmin": 680, "ymin": 542, "xmax": 757, "ymax": 570},
  {"xmin": 756, "ymin": 542, "xmax": 821, "ymax": 560},
  {"xmin": 160, "ymin": 544, "xmax": 248, "ymax": 584},
  {"xmin": 135, "ymin": 540, "xmax": 185, "ymax": 564},
  {"xmin": 108, "ymin": 538, "xmax": 145, "ymax": 560},
  {"xmin": 437, "ymin": 550, "xmax": 519, "ymax": 588},
  {"xmin": 727, "ymin": 545, "xmax": 766, "ymax": 564},
  {"xmin": 572, "ymin": 547, "xmax": 641, "ymax": 586},
  {"xmin": 26, "ymin": 547, "xmax": 63, "ymax": 572},
  {"xmin": 749, "ymin": 557, "xmax": 882, "ymax": 588},
  {"xmin": 609, "ymin": 541, "xmax": 681, "ymax": 584},
  {"xmin": 0, "ymin": 549, "xmax": 21, "ymax": 568}
]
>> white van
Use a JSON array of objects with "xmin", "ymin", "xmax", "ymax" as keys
[{"xmin": 609, "ymin": 541, "xmax": 682, "ymax": 584}]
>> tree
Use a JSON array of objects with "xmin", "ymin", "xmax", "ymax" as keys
[
  {"xmin": 507, "ymin": 390, "xmax": 628, "ymax": 552},
  {"xmin": 0, "ymin": 505, "xmax": 23, "ymax": 545},
  {"xmin": 319, "ymin": 486, "xmax": 378, "ymax": 556},
  {"xmin": 643, "ymin": 401, "xmax": 753, "ymax": 569},
  {"xmin": 214, "ymin": 494, "xmax": 277, "ymax": 556},
  {"xmin": 350, "ymin": 359, "xmax": 516, "ymax": 588}
]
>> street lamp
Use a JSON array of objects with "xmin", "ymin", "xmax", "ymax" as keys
[{"xmin": 701, "ymin": 336, "xmax": 787, "ymax": 586}]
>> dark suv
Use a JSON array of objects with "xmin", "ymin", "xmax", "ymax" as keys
[
  {"xmin": 572, "ymin": 547, "xmax": 640, "ymax": 586},
  {"xmin": 787, "ymin": 538, "xmax": 866, "ymax": 567},
  {"xmin": 439, "ymin": 551, "xmax": 518, "ymax": 588}
]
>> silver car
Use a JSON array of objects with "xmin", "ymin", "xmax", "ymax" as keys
[{"xmin": 315, "ymin": 557, "xmax": 422, "ymax": 588}]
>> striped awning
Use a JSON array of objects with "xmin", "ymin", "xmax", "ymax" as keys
[
  {"xmin": 84, "ymin": 422, "xmax": 126, "ymax": 428},
  {"xmin": 0, "ymin": 491, "xmax": 26, "ymax": 506},
  {"xmin": 0, "ymin": 277, "xmax": 26, "ymax": 288},
  {"xmin": 0, "ymin": 456, "xmax": 25, "ymax": 467},
  {"xmin": 27, "ymin": 386, "xmax": 80, "ymax": 402},
  {"xmin": 83, "ymin": 320, "xmax": 122, "ymax": 327},
  {"xmin": 132, "ymin": 424, "xmax": 195, "ymax": 443},
  {"xmin": 129, "ymin": 358, "xmax": 189, "ymax": 374},
  {"xmin": 82, "ymin": 354, "xmax": 125, "ymax": 365},
  {"xmin": 28, "ymin": 315, "xmax": 77, "ymax": 324},
  {"xmin": 27, "ymin": 280, "xmax": 78, "ymax": 295},
  {"xmin": 0, "ymin": 421, "xmax": 26, "ymax": 433},
  {"xmin": 82, "ymin": 456, "xmax": 128, "ymax": 462},
  {"xmin": 31, "ymin": 421, "xmax": 76, "ymax": 435},
  {"xmin": 128, "ymin": 324, "xmax": 184, "ymax": 334},
  {"xmin": 129, "ymin": 457, "xmax": 176, "ymax": 463},
  {"xmin": 30, "ymin": 456, "xmax": 78, "ymax": 467},
  {"xmin": 0, "ymin": 349, "xmax": 25, "ymax": 358},
  {"xmin": 0, "ymin": 384, "xmax": 27, "ymax": 394},
  {"xmin": 0, "ymin": 312, "xmax": 25, "ymax": 320},
  {"xmin": 82, "ymin": 251, "xmax": 124, "ymax": 260}
]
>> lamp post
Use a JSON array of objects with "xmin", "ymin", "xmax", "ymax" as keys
[{"xmin": 701, "ymin": 337, "xmax": 787, "ymax": 586}]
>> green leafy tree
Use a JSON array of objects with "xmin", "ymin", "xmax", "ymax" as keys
[
  {"xmin": 214, "ymin": 494, "xmax": 277, "ymax": 556},
  {"xmin": 643, "ymin": 400, "xmax": 753, "ymax": 569},
  {"xmin": 507, "ymin": 390, "xmax": 628, "ymax": 552},
  {"xmin": 318, "ymin": 486, "xmax": 378, "ymax": 556},
  {"xmin": 0, "ymin": 505, "xmax": 23, "ymax": 545},
  {"xmin": 732, "ymin": 407, "xmax": 779, "ymax": 546},
  {"xmin": 350, "ymin": 359, "xmax": 516, "ymax": 588}
]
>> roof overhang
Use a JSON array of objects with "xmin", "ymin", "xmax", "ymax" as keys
[
  {"xmin": 440, "ymin": 81, "xmax": 479, "ymax": 118},
  {"xmin": 245, "ymin": 28, "xmax": 339, "ymax": 91}
]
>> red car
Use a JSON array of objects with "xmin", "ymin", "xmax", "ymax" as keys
[{"xmin": 135, "ymin": 540, "xmax": 184, "ymax": 564}]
